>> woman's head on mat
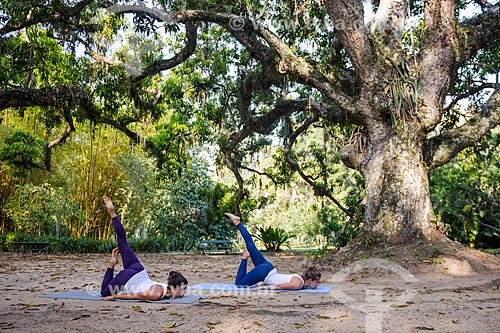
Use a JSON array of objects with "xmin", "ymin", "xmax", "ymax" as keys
[
  {"xmin": 167, "ymin": 270, "xmax": 188, "ymax": 298},
  {"xmin": 301, "ymin": 266, "xmax": 321, "ymax": 289}
]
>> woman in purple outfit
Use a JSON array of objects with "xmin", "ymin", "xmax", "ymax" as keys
[{"xmin": 100, "ymin": 196, "xmax": 188, "ymax": 301}]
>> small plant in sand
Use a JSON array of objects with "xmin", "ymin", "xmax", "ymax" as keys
[{"xmin": 254, "ymin": 226, "xmax": 295, "ymax": 252}]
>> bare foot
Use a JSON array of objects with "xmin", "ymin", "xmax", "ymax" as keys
[
  {"xmin": 103, "ymin": 196, "xmax": 117, "ymax": 218},
  {"xmin": 108, "ymin": 247, "xmax": 120, "ymax": 268},
  {"xmin": 242, "ymin": 245, "xmax": 250, "ymax": 260},
  {"xmin": 224, "ymin": 213, "xmax": 240, "ymax": 226}
]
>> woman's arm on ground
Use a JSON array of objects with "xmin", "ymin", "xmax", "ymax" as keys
[
  {"xmin": 253, "ymin": 277, "xmax": 303, "ymax": 291},
  {"xmin": 101, "ymin": 285, "xmax": 165, "ymax": 301}
]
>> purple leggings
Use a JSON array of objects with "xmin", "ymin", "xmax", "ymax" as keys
[
  {"xmin": 235, "ymin": 223, "xmax": 274, "ymax": 286},
  {"xmin": 100, "ymin": 216, "xmax": 144, "ymax": 296}
]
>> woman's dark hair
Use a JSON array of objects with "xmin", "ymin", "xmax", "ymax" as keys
[
  {"xmin": 301, "ymin": 266, "xmax": 321, "ymax": 281},
  {"xmin": 167, "ymin": 270, "xmax": 188, "ymax": 287}
]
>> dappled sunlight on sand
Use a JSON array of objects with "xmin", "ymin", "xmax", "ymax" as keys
[{"xmin": 440, "ymin": 258, "xmax": 475, "ymax": 276}]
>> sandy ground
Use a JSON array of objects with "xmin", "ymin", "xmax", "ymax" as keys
[{"xmin": 0, "ymin": 251, "xmax": 499, "ymax": 333}]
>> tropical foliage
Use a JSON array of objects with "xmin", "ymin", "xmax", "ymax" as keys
[
  {"xmin": 254, "ymin": 225, "xmax": 295, "ymax": 252},
  {"xmin": 3, "ymin": 183, "xmax": 83, "ymax": 236},
  {"xmin": 430, "ymin": 132, "xmax": 500, "ymax": 248},
  {"xmin": 144, "ymin": 158, "xmax": 236, "ymax": 251},
  {"xmin": 0, "ymin": 130, "xmax": 45, "ymax": 174}
]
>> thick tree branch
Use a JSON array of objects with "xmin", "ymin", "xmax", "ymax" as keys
[
  {"xmin": 174, "ymin": 10, "xmax": 358, "ymax": 117},
  {"xmin": 370, "ymin": 0, "xmax": 408, "ymax": 61},
  {"xmin": 81, "ymin": 21, "xmax": 197, "ymax": 80},
  {"xmin": 128, "ymin": 86, "xmax": 163, "ymax": 118},
  {"xmin": 95, "ymin": 117, "xmax": 167, "ymax": 168},
  {"xmin": 237, "ymin": 69, "xmax": 283, "ymax": 125},
  {"xmin": 459, "ymin": 4, "xmax": 500, "ymax": 65},
  {"xmin": 0, "ymin": 0, "xmax": 95, "ymax": 35},
  {"xmin": 473, "ymin": 0, "xmax": 495, "ymax": 10},
  {"xmin": 256, "ymin": 27, "xmax": 356, "ymax": 114},
  {"xmin": 225, "ymin": 98, "xmax": 350, "ymax": 151},
  {"xmin": 419, "ymin": 0, "xmax": 461, "ymax": 130},
  {"xmin": 0, "ymin": 85, "xmax": 83, "ymax": 171},
  {"xmin": 174, "ymin": 10, "xmax": 274, "ymax": 64},
  {"xmin": 325, "ymin": 0, "xmax": 379, "ymax": 86},
  {"xmin": 444, "ymin": 83, "xmax": 497, "ymax": 113},
  {"xmin": 0, "ymin": 85, "xmax": 89, "ymax": 111},
  {"xmin": 127, "ymin": 22, "xmax": 197, "ymax": 116},
  {"xmin": 79, "ymin": 20, "xmax": 197, "ymax": 118},
  {"xmin": 424, "ymin": 88, "xmax": 500, "ymax": 168},
  {"xmin": 222, "ymin": 98, "xmax": 353, "ymax": 215},
  {"xmin": 133, "ymin": 22, "xmax": 198, "ymax": 80},
  {"xmin": 0, "ymin": 85, "xmax": 169, "ymax": 168}
]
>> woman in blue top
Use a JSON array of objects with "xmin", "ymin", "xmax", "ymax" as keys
[
  {"xmin": 100, "ymin": 196, "xmax": 188, "ymax": 301},
  {"xmin": 224, "ymin": 213, "xmax": 321, "ymax": 290}
]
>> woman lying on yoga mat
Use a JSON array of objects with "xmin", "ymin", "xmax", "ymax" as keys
[
  {"xmin": 225, "ymin": 213, "xmax": 321, "ymax": 290},
  {"xmin": 100, "ymin": 196, "xmax": 188, "ymax": 301}
]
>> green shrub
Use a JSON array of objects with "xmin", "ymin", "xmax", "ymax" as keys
[
  {"xmin": 254, "ymin": 226, "xmax": 295, "ymax": 251},
  {"xmin": 144, "ymin": 159, "xmax": 235, "ymax": 251},
  {"xmin": 129, "ymin": 237, "xmax": 169, "ymax": 253},
  {"xmin": 313, "ymin": 205, "xmax": 360, "ymax": 248},
  {"xmin": 0, "ymin": 130, "xmax": 45, "ymax": 170},
  {"xmin": 3, "ymin": 183, "xmax": 84, "ymax": 237},
  {"xmin": 430, "ymin": 135, "xmax": 500, "ymax": 249}
]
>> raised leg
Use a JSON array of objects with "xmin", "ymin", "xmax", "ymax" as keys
[
  {"xmin": 236, "ymin": 223, "xmax": 267, "ymax": 267},
  {"xmin": 224, "ymin": 213, "xmax": 274, "ymax": 286},
  {"xmin": 104, "ymin": 196, "xmax": 143, "ymax": 269},
  {"xmin": 100, "ymin": 196, "xmax": 144, "ymax": 296}
]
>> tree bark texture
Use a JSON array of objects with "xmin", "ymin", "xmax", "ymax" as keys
[{"xmin": 361, "ymin": 134, "xmax": 434, "ymax": 242}]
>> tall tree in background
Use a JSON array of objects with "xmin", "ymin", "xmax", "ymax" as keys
[{"xmin": 1, "ymin": 0, "xmax": 499, "ymax": 245}]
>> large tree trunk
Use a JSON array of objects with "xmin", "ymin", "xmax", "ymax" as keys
[
  {"xmin": 361, "ymin": 130, "xmax": 435, "ymax": 243},
  {"xmin": 324, "ymin": 0, "xmax": 463, "ymax": 245}
]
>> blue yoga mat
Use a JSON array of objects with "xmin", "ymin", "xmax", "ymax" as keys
[
  {"xmin": 41, "ymin": 290, "xmax": 205, "ymax": 304},
  {"xmin": 188, "ymin": 283, "xmax": 332, "ymax": 293}
]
